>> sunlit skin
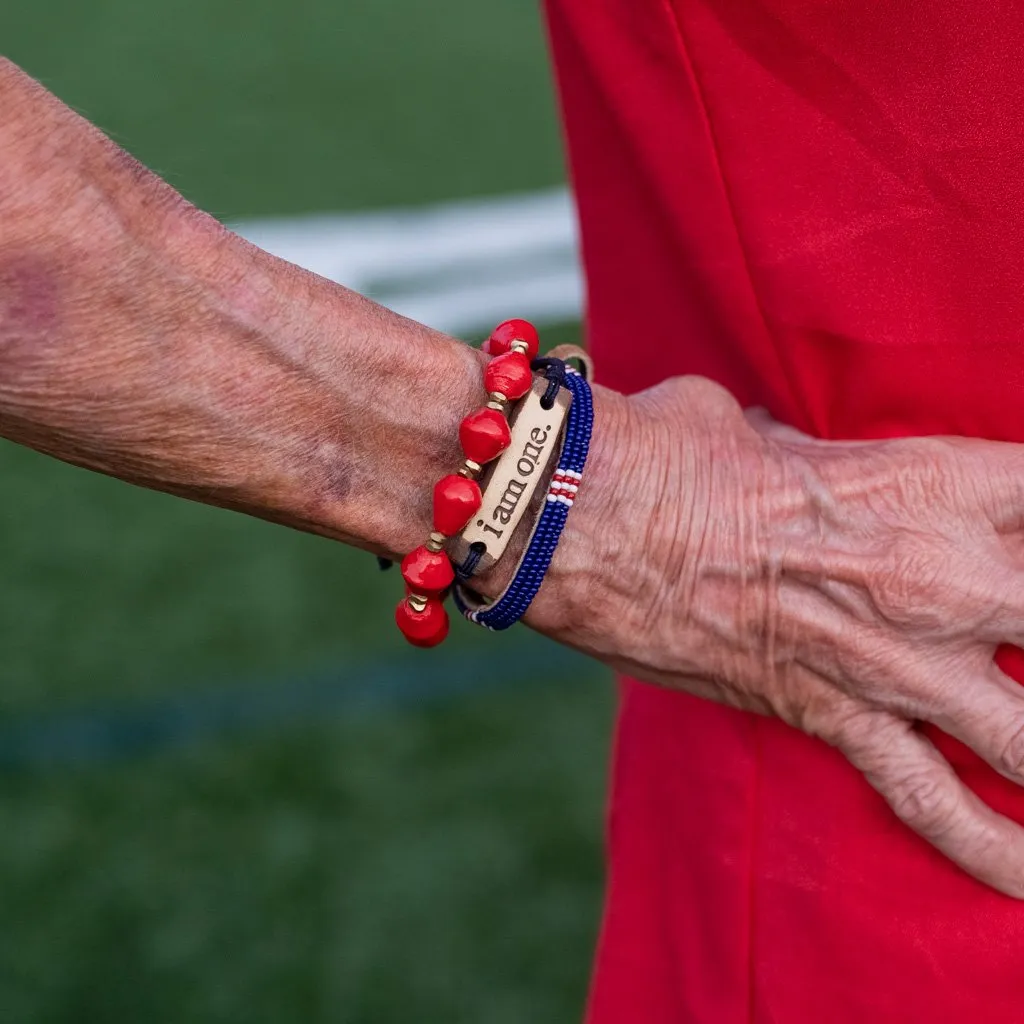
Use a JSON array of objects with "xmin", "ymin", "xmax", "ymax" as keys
[{"xmin": 7, "ymin": 57, "xmax": 1024, "ymax": 895}]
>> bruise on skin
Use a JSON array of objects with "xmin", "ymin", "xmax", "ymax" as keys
[
  {"xmin": 318, "ymin": 452, "xmax": 354, "ymax": 505},
  {"xmin": 0, "ymin": 254, "xmax": 61, "ymax": 363},
  {"xmin": 288, "ymin": 431, "xmax": 353, "ymax": 512}
]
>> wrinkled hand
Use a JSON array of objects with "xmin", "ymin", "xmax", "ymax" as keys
[{"xmin": 536, "ymin": 376, "xmax": 1024, "ymax": 897}]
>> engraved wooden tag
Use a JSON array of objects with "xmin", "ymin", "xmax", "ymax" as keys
[{"xmin": 448, "ymin": 377, "xmax": 571, "ymax": 573}]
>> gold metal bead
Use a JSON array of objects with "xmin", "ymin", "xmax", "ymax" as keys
[
  {"xmin": 486, "ymin": 399, "xmax": 505, "ymax": 412},
  {"xmin": 426, "ymin": 531, "xmax": 446, "ymax": 552},
  {"xmin": 488, "ymin": 391, "xmax": 508, "ymax": 404},
  {"xmin": 510, "ymin": 340, "xmax": 529, "ymax": 355},
  {"xmin": 458, "ymin": 459, "xmax": 482, "ymax": 478},
  {"xmin": 407, "ymin": 593, "xmax": 429, "ymax": 613}
]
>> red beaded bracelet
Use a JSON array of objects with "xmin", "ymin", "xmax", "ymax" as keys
[{"xmin": 394, "ymin": 318, "xmax": 540, "ymax": 647}]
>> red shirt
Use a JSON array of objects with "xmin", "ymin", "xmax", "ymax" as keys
[{"xmin": 545, "ymin": 1, "xmax": 1024, "ymax": 1020}]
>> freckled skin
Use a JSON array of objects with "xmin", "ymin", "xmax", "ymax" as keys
[{"xmin": 9, "ymin": 57, "xmax": 1024, "ymax": 896}]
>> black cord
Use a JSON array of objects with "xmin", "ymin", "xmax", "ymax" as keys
[
  {"xmin": 532, "ymin": 357, "xmax": 567, "ymax": 410},
  {"xmin": 455, "ymin": 542, "xmax": 486, "ymax": 582}
]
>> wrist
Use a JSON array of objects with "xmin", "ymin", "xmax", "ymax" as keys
[
  {"xmin": 518, "ymin": 376, "xmax": 741, "ymax": 670},
  {"xmin": 208, "ymin": 258, "xmax": 492, "ymax": 557},
  {"xmin": 511, "ymin": 381, "xmax": 640, "ymax": 642}
]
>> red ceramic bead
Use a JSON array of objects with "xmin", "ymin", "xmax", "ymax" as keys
[
  {"xmin": 433, "ymin": 474, "xmax": 482, "ymax": 535},
  {"xmin": 484, "ymin": 351, "xmax": 533, "ymax": 400},
  {"xmin": 401, "ymin": 545, "xmax": 455, "ymax": 596},
  {"xmin": 459, "ymin": 407, "xmax": 511, "ymax": 465},
  {"xmin": 395, "ymin": 596, "xmax": 450, "ymax": 648},
  {"xmin": 483, "ymin": 318, "xmax": 540, "ymax": 360}
]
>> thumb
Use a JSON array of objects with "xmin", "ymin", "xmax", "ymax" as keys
[
  {"xmin": 745, "ymin": 407, "xmax": 881, "ymax": 450},
  {"xmin": 745, "ymin": 406, "xmax": 822, "ymax": 444}
]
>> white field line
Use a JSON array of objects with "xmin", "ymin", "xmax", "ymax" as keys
[{"xmin": 231, "ymin": 187, "xmax": 583, "ymax": 336}]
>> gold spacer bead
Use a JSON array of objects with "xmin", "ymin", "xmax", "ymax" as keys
[
  {"xmin": 407, "ymin": 593, "xmax": 429, "ymax": 613},
  {"xmin": 510, "ymin": 340, "xmax": 529, "ymax": 355},
  {"xmin": 488, "ymin": 391, "xmax": 508, "ymax": 404},
  {"xmin": 426, "ymin": 531, "xmax": 446, "ymax": 553},
  {"xmin": 458, "ymin": 459, "xmax": 482, "ymax": 478},
  {"xmin": 486, "ymin": 399, "xmax": 505, "ymax": 412}
]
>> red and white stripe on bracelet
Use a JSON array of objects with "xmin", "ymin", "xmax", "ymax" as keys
[
  {"xmin": 394, "ymin": 319, "xmax": 541, "ymax": 648},
  {"xmin": 547, "ymin": 468, "xmax": 581, "ymax": 506}
]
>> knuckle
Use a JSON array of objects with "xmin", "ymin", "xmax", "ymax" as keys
[
  {"xmin": 870, "ymin": 543, "xmax": 1000, "ymax": 640},
  {"xmin": 998, "ymin": 720, "xmax": 1024, "ymax": 779},
  {"xmin": 872, "ymin": 547, "xmax": 945, "ymax": 625},
  {"xmin": 888, "ymin": 773, "xmax": 959, "ymax": 836},
  {"xmin": 819, "ymin": 703, "xmax": 879, "ymax": 748}
]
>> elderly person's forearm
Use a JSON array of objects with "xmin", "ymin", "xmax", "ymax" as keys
[{"xmin": 0, "ymin": 57, "xmax": 506, "ymax": 559}]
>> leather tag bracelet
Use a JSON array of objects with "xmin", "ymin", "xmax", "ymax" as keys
[{"xmin": 447, "ymin": 371, "xmax": 572, "ymax": 576}]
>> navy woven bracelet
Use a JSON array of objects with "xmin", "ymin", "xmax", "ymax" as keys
[{"xmin": 453, "ymin": 367, "xmax": 594, "ymax": 630}]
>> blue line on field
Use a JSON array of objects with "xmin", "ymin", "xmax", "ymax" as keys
[{"xmin": 0, "ymin": 637, "xmax": 591, "ymax": 770}]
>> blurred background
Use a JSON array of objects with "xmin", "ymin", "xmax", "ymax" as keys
[{"xmin": 0, "ymin": 3, "xmax": 613, "ymax": 1022}]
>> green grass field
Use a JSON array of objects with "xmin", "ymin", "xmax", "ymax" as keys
[{"xmin": 0, "ymin": 4, "xmax": 612, "ymax": 1021}]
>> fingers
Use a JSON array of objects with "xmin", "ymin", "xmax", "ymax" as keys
[
  {"xmin": 840, "ymin": 711, "xmax": 1024, "ymax": 898},
  {"xmin": 924, "ymin": 663, "xmax": 1024, "ymax": 785}
]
